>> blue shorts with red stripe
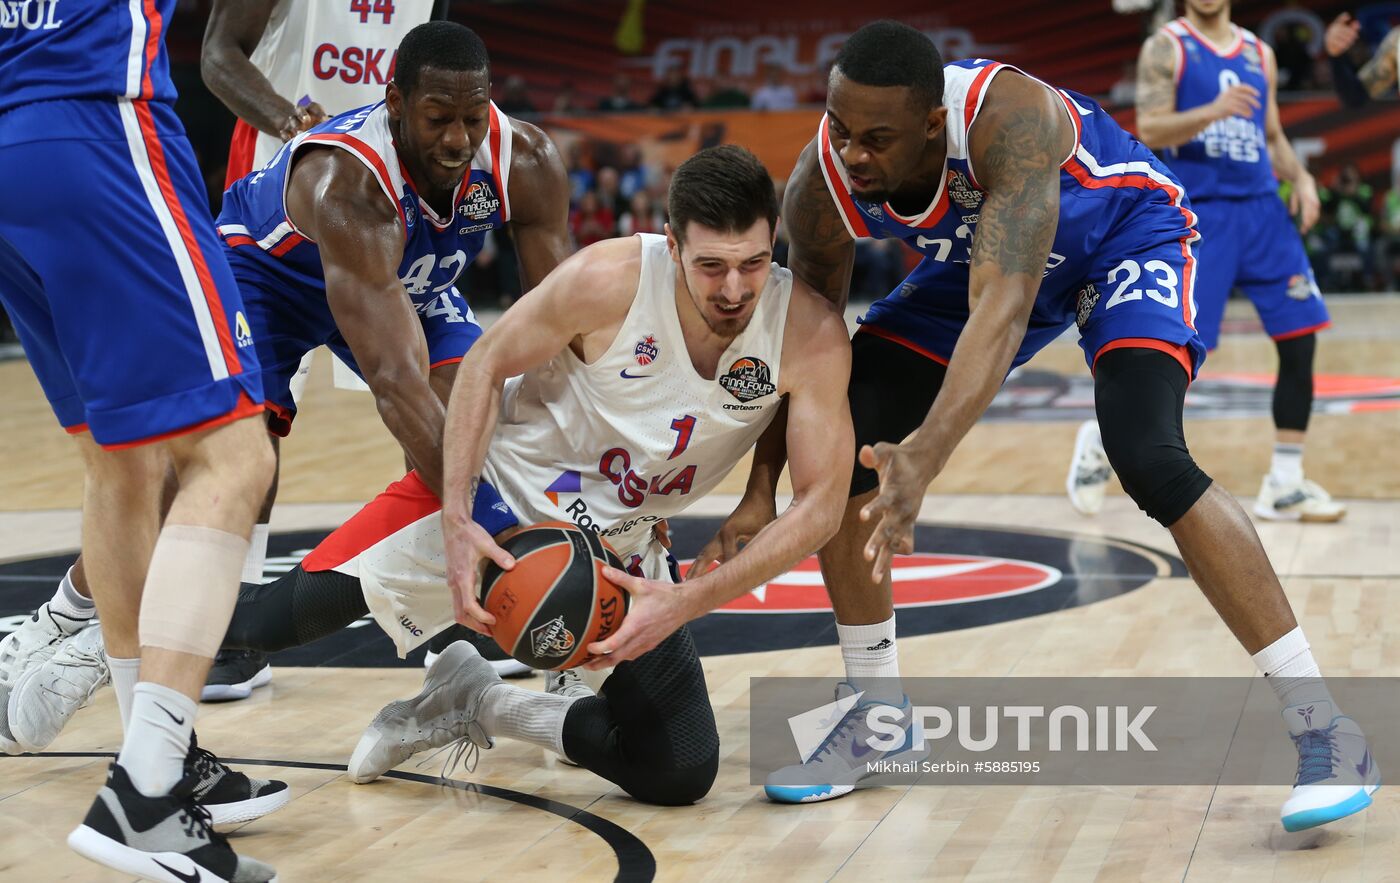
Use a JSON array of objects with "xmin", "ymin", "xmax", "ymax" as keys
[
  {"xmin": 1189, "ymin": 193, "xmax": 1329, "ymax": 350},
  {"xmin": 224, "ymin": 246, "xmax": 483, "ymax": 436},
  {"xmin": 0, "ymin": 99, "xmax": 262, "ymax": 448},
  {"xmin": 859, "ymin": 186, "xmax": 1208, "ymax": 381}
]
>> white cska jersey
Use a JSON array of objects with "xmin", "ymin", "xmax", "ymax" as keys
[
  {"xmin": 245, "ymin": 0, "xmax": 436, "ymax": 171},
  {"xmin": 482, "ymin": 232, "xmax": 791, "ymax": 572}
]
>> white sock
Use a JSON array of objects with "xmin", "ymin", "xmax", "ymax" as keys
[
  {"xmin": 1252, "ymin": 626, "xmax": 1337, "ymax": 725},
  {"xmin": 837, "ymin": 617, "xmax": 903, "ymax": 704},
  {"xmin": 108, "ymin": 656, "xmax": 141, "ymax": 731},
  {"xmin": 46, "ymin": 567, "xmax": 95, "ymax": 632},
  {"xmin": 1270, "ymin": 443, "xmax": 1305, "ymax": 486},
  {"xmin": 117, "ymin": 682, "xmax": 195, "ymax": 796},
  {"xmin": 478, "ymin": 683, "xmax": 577, "ymax": 756},
  {"xmin": 241, "ymin": 523, "xmax": 270, "ymax": 584}
]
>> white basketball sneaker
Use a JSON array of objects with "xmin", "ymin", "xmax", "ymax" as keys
[
  {"xmin": 0, "ymin": 603, "xmax": 85, "ymax": 755},
  {"xmin": 1254, "ymin": 475, "xmax": 1347, "ymax": 523},
  {"xmin": 1066, "ymin": 420, "xmax": 1112, "ymax": 516},
  {"xmin": 348, "ymin": 640, "xmax": 498, "ymax": 783},
  {"xmin": 10, "ymin": 623, "xmax": 109, "ymax": 752},
  {"xmin": 1280, "ymin": 700, "xmax": 1380, "ymax": 832},
  {"xmin": 764, "ymin": 683, "xmax": 928, "ymax": 804}
]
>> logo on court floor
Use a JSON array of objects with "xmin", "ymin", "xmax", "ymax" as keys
[{"xmin": 0, "ymin": 520, "xmax": 1179, "ymax": 667}]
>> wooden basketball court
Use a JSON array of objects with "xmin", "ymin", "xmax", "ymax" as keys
[{"xmin": 1, "ymin": 298, "xmax": 1397, "ymax": 881}]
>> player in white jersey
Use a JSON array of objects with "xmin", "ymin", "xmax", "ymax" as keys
[
  {"xmin": 209, "ymin": 146, "xmax": 856, "ymax": 804},
  {"xmin": 1325, "ymin": 12, "xmax": 1400, "ymax": 104},
  {"xmin": 205, "ymin": 0, "xmax": 444, "ymax": 185}
]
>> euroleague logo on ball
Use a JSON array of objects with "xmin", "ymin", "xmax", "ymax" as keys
[
  {"xmin": 530, "ymin": 616, "xmax": 577, "ymax": 659},
  {"xmin": 634, "ymin": 334, "xmax": 659, "ymax": 366}
]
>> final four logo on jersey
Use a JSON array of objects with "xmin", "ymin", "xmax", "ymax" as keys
[
  {"xmin": 947, "ymin": 170, "xmax": 983, "ymax": 213},
  {"xmin": 719, "ymin": 356, "xmax": 776, "ymax": 402},
  {"xmin": 401, "ymin": 198, "xmax": 417, "ymax": 229},
  {"xmin": 1241, "ymin": 41, "xmax": 1263, "ymax": 73},
  {"xmin": 634, "ymin": 334, "xmax": 659, "ymax": 366},
  {"xmin": 458, "ymin": 180, "xmax": 501, "ymax": 222}
]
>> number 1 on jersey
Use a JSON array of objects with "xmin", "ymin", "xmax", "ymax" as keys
[{"xmin": 668, "ymin": 415, "xmax": 697, "ymax": 460}]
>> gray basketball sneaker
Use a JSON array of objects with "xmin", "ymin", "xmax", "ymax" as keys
[
  {"xmin": 68, "ymin": 762, "xmax": 277, "ymax": 882},
  {"xmin": 348, "ymin": 640, "xmax": 498, "ymax": 783}
]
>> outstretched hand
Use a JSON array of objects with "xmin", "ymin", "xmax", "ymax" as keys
[
  {"xmin": 688, "ymin": 492, "xmax": 778, "ymax": 579},
  {"xmin": 858, "ymin": 442, "xmax": 934, "ymax": 583}
]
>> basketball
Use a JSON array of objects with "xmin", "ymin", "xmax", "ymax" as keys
[{"xmin": 479, "ymin": 522, "xmax": 630, "ymax": 670}]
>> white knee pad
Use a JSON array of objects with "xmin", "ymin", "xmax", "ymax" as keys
[{"xmin": 138, "ymin": 525, "xmax": 248, "ymax": 658}]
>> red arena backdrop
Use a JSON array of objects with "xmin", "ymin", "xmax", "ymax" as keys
[{"xmin": 151, "ymin": 1, "xmax": 1400, "ymax": 192}]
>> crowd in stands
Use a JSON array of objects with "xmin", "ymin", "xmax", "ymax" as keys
[{"xmin": 5, "ymin": 42, "xmax": 1400, "ymax": 348}]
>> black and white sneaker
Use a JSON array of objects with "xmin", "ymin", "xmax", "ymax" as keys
[
  {"xmin": 424, "ymin": 625, "xmax": 533, "ymax": 678},
  {"xmin": 187, "ymin": 735, "xmax": 291, "ymax": 827},
  {"xmin": 68, "ymin": 762, "xmax": 278, "ymax": 883},
  {"xmin": 201, "ymin": 650, "xmax": 272, "ymax": 703}
]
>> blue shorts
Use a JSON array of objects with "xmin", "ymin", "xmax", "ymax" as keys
[
  {"xmin": 1190, "ymin": 193, "xmax": 1328, "ymax": 350},
  {"xmin": 0, "ymin": 99, "xmax": 263, "ymax": 447},
  {"xmin": 226, "ymin": 247, "xmax": 482, "ymax": 436},
  {"xmin": 859, "ymin": 190, "xmax": 1208, "ymax": 380}
]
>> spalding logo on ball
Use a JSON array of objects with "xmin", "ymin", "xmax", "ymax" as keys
[{"xmin": 480, "ymin": 522, "xmax": 630, "ymax": 670}]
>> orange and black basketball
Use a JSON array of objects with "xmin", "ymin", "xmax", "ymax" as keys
[{"xmin": 479, "ymin": 521, "xmax": 630, "ymax": 670}]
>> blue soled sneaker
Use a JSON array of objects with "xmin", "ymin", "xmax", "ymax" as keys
[
  {"xmin": 68, "ymin": 762, "xmax": 277, "ymax": 882},
  {"xmin": 1280, "ymin": 700, "xmax": 1381, "ymax": 832},
  {"xmin": 764, "ymin": 682, "xmax": 929, "ymax": 804}
]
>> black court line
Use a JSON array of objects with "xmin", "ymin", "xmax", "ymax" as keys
[{"xmin": 12, "ymin": 752, "xmax": 657, "ymax": 883}]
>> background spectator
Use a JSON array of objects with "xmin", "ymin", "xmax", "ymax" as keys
[
  {"xmin": 595, "ymin": 166, "xmax": 625, "ymax": 217},
  {"xmin": 703, "ymin": 78, "xmax": 751, "ymax": 109},
  {"xmin": 750, "ymin": 68, "xmax": 797, "ymax": 110},
  {"xmin": 570, "ymin": 190, "xmax": 616, "ymax": 247},
  {"xmin": 552, "ymin": 81, "xmax": 584, "ymax": 114},
  {"xmin": 598, "ymin": 74, "xmax": 641, "ymax": 112},
  {"xmin": 498, "ymin": 75, "xmax": 537, "ymax": 115},
  {"xmin": 618, "ymin": 191, "xmax": 666, "ymax": 237},
  {"xmin": 649, "ymin": 68, "xmax": 699, "ymax": 111}
]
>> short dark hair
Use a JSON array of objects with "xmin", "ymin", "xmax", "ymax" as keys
[
  {"xmin": 667, "ymin": 145, "xmax": 779, "ymax": 244},
  {"xmin": 833, "ymin": 20, "xmax": 944, "ymax": 109},
  {"xmin": 394, "ymin": 21, "xmax": 490, "ymax": 96}
]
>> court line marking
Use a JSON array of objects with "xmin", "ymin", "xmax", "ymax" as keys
[{"xmin": 4, "ymin": 752, "xmax": 657, "ymax": 883}]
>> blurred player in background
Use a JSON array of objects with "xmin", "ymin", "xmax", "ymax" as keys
[
  {"xmin": 1324, "ymin": 11, "xmax": 1400, "ymax": 105},
  {"xmin": 1068, "ymin": 0, "xmax": 1343, "ymax": 523}
]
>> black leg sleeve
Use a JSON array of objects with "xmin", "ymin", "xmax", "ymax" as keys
[
  {"xmin": 221, "ymin": 565, "xmax": 369, "ymax": 653},
  {"xmin": 1095, "ymin": 348, "xmax": 1213, "ymax": 527},
  {"xmin": 560, "ymin": 626, "xmax": 718, "ymax": 806},
  {"xmin": 1273, "ymin": 333, "xmax": 1316, "ymax": 433}
]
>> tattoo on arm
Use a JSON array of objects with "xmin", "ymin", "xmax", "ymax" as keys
[
  {"xmin": 971, "ymin": 104, "xmax": 1062, "ymax": 278},
  {"xmin": 1136, "ymin": 33, "xmax": 1178, "ymax": 117},
  {"xmin": 1360, "ymin": 28, "xmax": 1400, "ymax": 97},
  {"xmin": 783, "ymin": 148, "xmax": 854, "ymax": 307}
]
